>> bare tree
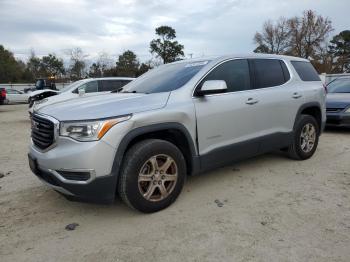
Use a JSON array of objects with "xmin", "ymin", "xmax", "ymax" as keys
[
  {"xmin": 97, "ymin": 52, "xmax": 113, "ymax": 75},
  {"xmin": 288, "ymin": 10, "xmax": 333, "ymax": 59},
  {"xmin": 254, "ymin": 17, "xmax": 290, "ymax": 54},
  {"xmin": 67, "ymin": 47, "xmax": 87, "ymax": 80}
]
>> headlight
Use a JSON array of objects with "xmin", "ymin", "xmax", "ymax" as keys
[
  {"xmin": 345, "ymin": 107, "xmax": 350, "ymax": 113},
  {"xmin": 59, "ymin": 115, "xmax": 131, "ymax": 141}
]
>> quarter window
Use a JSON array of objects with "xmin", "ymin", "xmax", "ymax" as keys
[
  {"xmin": 199, "ymin": 59, "xmax": 251, "ymax": 92},
  {"xmin": 253, "ymin": 59, "xmax": 286, "ymax": 89},
  {"xmin": 291, "ymin": 61, "xmax": 320, "ymax": 81}
]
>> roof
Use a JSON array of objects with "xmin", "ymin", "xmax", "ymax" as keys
[{"xmin": 172, "ymin": 53, "xmax": 309, "ymax": 64}]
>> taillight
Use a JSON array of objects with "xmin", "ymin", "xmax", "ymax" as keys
[{"xmin": 1, "ymin": 89, "xmax": 6, "ymax": 98}]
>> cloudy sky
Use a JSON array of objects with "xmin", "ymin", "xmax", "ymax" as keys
[{"xmin": 0, "ymin": 0, "xmax": 349, "ymax": 62}]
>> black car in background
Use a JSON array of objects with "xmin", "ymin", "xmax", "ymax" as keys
[{"xmin": 326, "ymin": 77, "xmax": 350, "ymax": 127}]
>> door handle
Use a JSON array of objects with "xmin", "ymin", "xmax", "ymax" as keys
[
  {"xmin": 292, "ymin": 92, "xmax": 302, "ymax": 99},
  {"xmin": 246, "ymin": 98, "xmax": 259, "ymax": 105}
]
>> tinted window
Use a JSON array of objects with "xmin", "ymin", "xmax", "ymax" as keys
[
  {"xmin": 291, "ymin": 61, "xmax": 320, "ymax": 81},
  {"xmin": 253, "ymin": 59, "xmax": 286, "ymax": 88},
  {"xmin": 199, "ymin": 59, "xmax": 251, "ymax": 92},
  {"xmin": 77, "ymin": 81, "xmax": 98, "ymax": 93},
  {"xmin": 100, "ymin": 80, "xmax": 132, "ymax": 92},
  {"xmin": 122, "ymin": 61, "xmax": 209, "ymax": 94},
  {"xmin": 280, "ymin": 61, "xmax": 290, "ymax": 82},
  {"xmin": 327, "ymin": 78, "xmax": 350, "ymax": 93}
]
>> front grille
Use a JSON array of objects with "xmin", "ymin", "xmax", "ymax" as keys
[
  {"xmin": 31, "ymin": 114, "xmax": 55, "ymax": 150},
  {"xmin": 326, "ymin": 108, "xmax": 343, "ymax": 113}
]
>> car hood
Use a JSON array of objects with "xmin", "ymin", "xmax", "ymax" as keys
[
  {"xmin": 33, "ymin": 91, "xmax": 83, "ymax": 111},
  {"xmin": 29, "ymin": 89, "xmax": 60, "ymax": 97},
  {"xmin": 37, "ymin": 92, "xmax": 170, "ymax": 121},
  {"xmin": 326, "ymin": 93, "xmax": 350, "ymax": 108}
]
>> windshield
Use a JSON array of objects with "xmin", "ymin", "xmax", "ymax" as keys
[
  {"xmin": 327, "ymin": 78, "xmax": 350, "ymax": 93},
  {"xmin": 121, "ymin": 61, "xmax": 209, "ymax": 94},
  {"xmin": 59, "ymin": 80, "xmax": 87, "ymax": 93}
]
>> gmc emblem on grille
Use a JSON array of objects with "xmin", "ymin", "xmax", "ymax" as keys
[{"xmin": 32, "ymin": 120, "xmax": 40, "ymax": 130}]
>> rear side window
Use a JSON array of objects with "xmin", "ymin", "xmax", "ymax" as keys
[
  {"xmin": 253, "ymin": 59, "xmax": 287, "ymax": 89},
  {"xmin": 291, "ymin": 61, "xmax": 320, "ymax": 81},
  {"xmin": 99, "ymin": 80, "xmax": 131, "ymax": 92},
  {"xmin": 199, "ymin": 59, "xmax": 251, "ymax": 92}
]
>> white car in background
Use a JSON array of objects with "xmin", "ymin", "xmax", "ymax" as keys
[
  {"xmin": 5, "ymin": 89, "xmax": 29, "ymax": 104},
  {"xmin": 29, "ymin": 77, "xmax": 134, "ymax": 114}
]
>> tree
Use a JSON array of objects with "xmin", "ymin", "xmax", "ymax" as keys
[
  {"xmin": 68, "ymin": 47, "xmax": 87, "ymax": 80},
  {"xmin": 288, "ymin": 10, "xmax": 333, "ymax": 59},
  {"xmin": 0, "ymin": 45, "xmax": 23, "ymax": 83},
  {"xmin": 115, "ymin": 50, "xmax": 140, "ymax": 77},
  {"xmin": 150, "ymin": 26, "xmax": 184, "ymax": 63},
  {"xmin": 328, "ymin": 30, "xmax": 350, "ymax": 73},
  {"xmin": 137, "ymin": 62, "xmax": 153, "ymax": 76},
  {"xmin": 254, "ymin": 18, "xmax": 290, "ymax": 54},
  {"xmin": 39, "ymin": 54, "xmax": 65, "ymax": 77},
  {"xmin": 88, "ymin": 63, "xmax": 103, "ymax": 77},
  {"xmin": 26, "ymin": 50, "xmax": 41, "ymax": 80}
]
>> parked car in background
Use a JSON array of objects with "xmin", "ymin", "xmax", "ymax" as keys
[
  {"xmin": 0, "ymin": 88, "xmax": 6, "ymax": 105},
  {"xmin": 24, "ymin": 78, "xmax": 57, "ymax": 93},
  {"xmin": 326, "ymin": 77, "xmax": 350, "ymax": 127},
  {"xmin": 29, "ymin": 77, "xmax": 134, "ymax": 114},
  {"xmin": 28, "ymin": 54, "xmax": 326, "ymax": 213},
  {"xmin": 4, "ymin": 89, "xmax": 29, "ymax": 104}
]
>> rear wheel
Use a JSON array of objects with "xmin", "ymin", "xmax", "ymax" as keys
[
  {"xmin": 118, "ymin": 139, "xmax": 186, "ymax": 213},
  {"xmin": 288, "ymin": 115, "xmax": 319, "ymax": 160}
]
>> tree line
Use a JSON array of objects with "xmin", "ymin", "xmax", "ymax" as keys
[
  {"xmin": 253, "ymin": 10, "xmax": 349, "ymax": 73},
  {"xmin": 0, "ymin": 26, "xmax": 184, "ymax": 83}
]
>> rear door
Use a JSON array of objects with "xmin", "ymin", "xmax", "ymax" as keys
[{"xmin": 247, "ymin": 59, "xmax": 304, "ymax": 151}]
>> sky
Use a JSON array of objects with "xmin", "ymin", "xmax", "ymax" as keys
[{"xmin": 0, "ymin": 0, "xmax": 349, "ymax": 63}]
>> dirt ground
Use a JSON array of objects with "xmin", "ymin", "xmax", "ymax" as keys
[{"xmin": 0, "ymin": 104, "xmax": 349, "ymax": 262}]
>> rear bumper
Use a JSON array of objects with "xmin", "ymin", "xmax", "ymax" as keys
[
  {"xmin": 28, "ymin": 154, "xmax": 117, "ymax": 203},
  {"xmin": 326, "ymin": 113, "xmax": 350, "ymax": 127}
]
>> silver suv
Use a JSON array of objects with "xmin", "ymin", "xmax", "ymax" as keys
[{"xmin": 28, "ymin": 54, "xmax": 326, "ymax": 213}]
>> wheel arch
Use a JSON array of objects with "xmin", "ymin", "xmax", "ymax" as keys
[
  {"xmin": 111, "ymin": 123, "xmax": 200, "ymax": 187},
  {"xmin": 294, "ymin": 102, "xmax": 323, "ymax": 132}
]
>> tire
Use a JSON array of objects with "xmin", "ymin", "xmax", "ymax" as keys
[
  {"xmin": 287, "ymin": 115, "xmax": 319, "ymax": 160},
  {"xmin": 118, "ymin": 139, "xmax": 186, "ymax": 213}
]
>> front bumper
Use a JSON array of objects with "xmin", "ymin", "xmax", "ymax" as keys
[
  {"xmin": 326, "ymin": 112, "xmax": 350, "ymax": 127},
  {"xmin": 28, "ymin": 153, "xmax": 117, "ymax": 203},
  {"xmin": 28, "ymin": 136, "xmax": 119, "ymax": 203}
]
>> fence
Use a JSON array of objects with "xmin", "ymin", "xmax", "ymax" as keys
[{"xmin": 0, "ymin": 83, "xmax": 71, "ymax": 91}]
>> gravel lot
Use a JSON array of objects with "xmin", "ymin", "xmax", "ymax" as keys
[{"xmin": 0, "ymin": 104, "xmax": 350, "ymax": 262}]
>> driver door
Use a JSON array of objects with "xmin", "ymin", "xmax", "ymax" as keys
[{"xmin": 193, "ymin": 59, "xmax": 260, "ymax": 170}]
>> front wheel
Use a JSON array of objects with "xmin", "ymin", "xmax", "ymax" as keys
[
  {"xmin": 287, "ymin": 115, "xmax": 320, "ymax": 160},
  {"xmin": 118, "ymin": 139, "xmax": 186, "ymax": 213}
]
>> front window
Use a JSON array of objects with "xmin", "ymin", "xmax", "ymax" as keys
[
  {"xmin": 121, "ymin": 61, "xmax": 209, "ymax": 94},
  {"xmin": 327, "ymin": 78, "xmax": 350, "ymax": 93},
  {"xmin": 77, "ymin": 80, "xmax": 98, "ymax": 93},
  {"xmin": 59, "ymin": 80, "xmax": 86, "ymax": 93}
]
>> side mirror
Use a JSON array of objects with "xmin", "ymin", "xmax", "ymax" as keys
[
  {"xmin": 195, "ymin": 80, "xmax": 227, "ymax": 96},
  {"xmin": 78, "ymin": 88, "xmax": 85, "ymax": 96}
]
